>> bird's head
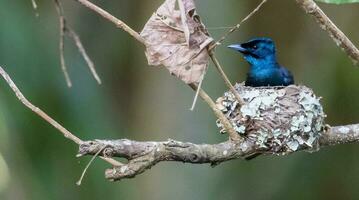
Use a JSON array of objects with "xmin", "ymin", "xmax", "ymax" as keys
[{"xmin": 228, "ymin": 37, "xmax": 277, "ymax": 66}]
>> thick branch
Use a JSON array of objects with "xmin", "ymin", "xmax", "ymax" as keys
[
  {"xmin": 296, "ymin": 0, "xmax": 359, "ymax": 65},
  {"xmin": 78, "ymin": 139, "xmax": 255, "ymax": 181},
  {"xmin": 319, "ymin": 124, "xmax": 359, "ymax": 146},
  {"xmin": 78, "ymin": 123, "xmax": 359, "ymax": 181}
]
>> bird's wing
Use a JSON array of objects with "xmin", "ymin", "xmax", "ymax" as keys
[{"xmin": 279, "ymin": 67, "xmax": 294, "ymax": 85}]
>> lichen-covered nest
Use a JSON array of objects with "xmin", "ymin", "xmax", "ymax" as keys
[{"xmin": 216, "ymin": 83, "xmax": 326, "ymax": 155}]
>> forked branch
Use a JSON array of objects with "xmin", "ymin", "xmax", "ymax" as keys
[
  {"xmin": 54, "ymin": 0, "xmax": 102, "ymax": 87},
  {"xmin": 78, "ymin": 124, "xmax": 359, "ymax": 181}
]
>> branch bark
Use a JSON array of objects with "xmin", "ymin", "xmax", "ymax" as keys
[
  {"xmin": 77, "ymin": 123, "xmax": 359, "ymax": 181},
  {"xmin": 319, "ymin": 124, "xmax": 359, "ymax": 146},
  {"xmin": 296, "ymin": 0, "xmax": 359, "ymax": 65}
]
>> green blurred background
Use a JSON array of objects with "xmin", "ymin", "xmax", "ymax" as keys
[{"xmin": 0, "ymin": 0, "xmax": 359, "ymax": 199}]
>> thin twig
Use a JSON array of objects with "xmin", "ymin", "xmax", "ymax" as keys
[
  {"xmin": 54, "ymin": 0, "xmax": 72, "ymax": 87},
  {"xmin": 207, "ymin": 26, "xmax": 235, "ymax": 30},
  {"xmin": 76, "ymin": 145, "xmax": 106, "ymax": 185},
  {"xmin": 296, "ymin": 0, "xmax": 359, "ymax": 65},
  {"xmin": 67, "ymin": 29, "xmax": 102, "ymax": 84},
  {"xmin": 0, "ymin": 66, "xmax": 80, "ymax": 143},
  {"xmin": 210, "ymin": 0, "xmax": 267, "ymax": 50},
  {"xmin": 190, "ymin": 73, "xmax": 205, "ymax": 111},
  {"xmin": 54, "ymin": 0, "xmax": 102, "ymax": 86},
  {"xmin": 74, "ymin": 0, "xmax": 146, "ymax": 45},
  {"xmin": 31, "ymin": 0, "xmax": 39, "ymax": 17},
  {"xmin": 189, "ymin": 84, "xmax": 240, "ymax": 141},
  {"xmin": 99, "ymin": 157, "xmax": 122, "ymax": 166},
  {"xmin": 0, "ymin": 66, "xmax": 122, "ymax": 167},
  {"xmin": 209, "ymin": 51, "xmax": 245, "ymax": 106},
  {"xmin": 31, "ymin": 0, "xmax": 38, "ymax": 9}
]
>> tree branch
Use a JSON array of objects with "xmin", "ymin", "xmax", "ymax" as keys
[
  {"xmin": 54, "ymin": 0, "xmax": 72, "ymax": 87},
  {"xmin": 78, "ymin": 140, "xmax": 253, "ymax": 181},
  {"xmin": 210, "ymin": 0, "xmax": 267, "ymax": 49},
  {"xmin": 0, "ymin": 66, "xmax": 122, "ymax": 167},
  {"xmin": 0, "ymin": 66, "xmax": 81, "ymax": 144},
  {"xmin": 74, "ymin": 0, "xmax": 146, "ymax": 45},
  {"xmin": 296, "ymin": 0, "xmax": 359, "ymax": 65},
  {"xmin": 30, "ymin": 0, "xmax": 39, "ymax": 17},
  {"xmin": 54, "ymin": 0, "xmax": 102, "ymax": 86},
  {"xmin": 209, "ymin": 52, "xmax": 245, "ymax": 106},
  {"xmin": 189, "ymin": 84, "xmax": 240, "ymax": 141},
  {"xmin": 66, "ymin": 28, "xmax": 102, "ymax": 84},
  {"xmin": 77, "ymin": 123, "xmax": 359, "ymax": 181},
  {"xmin": 319, "ymin": 124, "xmax": 359, "ymax": 146}
]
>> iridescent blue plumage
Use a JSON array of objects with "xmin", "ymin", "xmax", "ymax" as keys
[{"xmin": 228, "ymin": 37, "xmax": 294, "ymax": 87}]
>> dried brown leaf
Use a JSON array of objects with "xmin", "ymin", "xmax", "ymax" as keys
[{"xmin": 140, "ymin": 0, "xmax": 213, "ymax": 84}]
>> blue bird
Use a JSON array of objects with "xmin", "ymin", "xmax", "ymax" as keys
[{"xmin": 228, "ymin": 37, "xmax": 294, "ymax": 87}]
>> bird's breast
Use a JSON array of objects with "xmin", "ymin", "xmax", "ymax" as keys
[{"xmin": 246, "ymin": 68, "xmax": 288, "ymax": 87}]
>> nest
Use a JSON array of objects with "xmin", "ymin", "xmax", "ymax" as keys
[{"xmin": 216, "ymin": 83, "xmax": 326, "ymax": 155}]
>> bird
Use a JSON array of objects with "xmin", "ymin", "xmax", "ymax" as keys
[{"xmin": 227, "ymin": 37, "xmax": 294, "ymax": 87}]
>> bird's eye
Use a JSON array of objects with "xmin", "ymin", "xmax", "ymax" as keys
[{"xmin": 253, "ymin": 45, "xmax": 257, "ymax": 49}]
